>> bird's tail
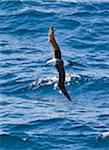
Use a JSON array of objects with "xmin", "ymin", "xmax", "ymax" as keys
[{"xmin": 60, "ymin": 86, "xmax": 71, "ymax": 101}]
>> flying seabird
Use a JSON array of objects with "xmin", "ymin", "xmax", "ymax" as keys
[{"xmin": 47, "ymin": 26, "xmax": 71, "ymax": 101}]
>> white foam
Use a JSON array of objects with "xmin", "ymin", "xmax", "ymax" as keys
[
  {"xmin": 97, "ymin": 132, "xmax": 109, "ymax": 140},
  {"xmin": 66, "ymin": 73, "xmax": 81, "ymax": 82},
  {"xmin": 29, "ymin": 73, "xmax": 81, "ymax": 89},
  {"xmin": 54, "ymin": 83, "xmax": 58, "ymax": 90}
]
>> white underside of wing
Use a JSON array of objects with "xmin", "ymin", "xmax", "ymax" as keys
[{"xmin": 45, "ymin": 58, "xmax": 60, "ymax": 66}]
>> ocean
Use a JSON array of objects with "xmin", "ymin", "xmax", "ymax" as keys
[{"xmin": 0, "ymin": 0, "xmax": 109, "ymax": 149}]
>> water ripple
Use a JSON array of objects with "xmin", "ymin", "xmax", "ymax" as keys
[{"xmin": 1, "ymin": 1, "xmax": 109, "ymax": 149}]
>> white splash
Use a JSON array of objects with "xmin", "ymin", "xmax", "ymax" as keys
[
  {"xmin": 66, "ymin": 73, "xmax": 81, "ymax": 82},
  {"xmin": 29, "ymin": 73, "xmax": 81, "ymax": 89},
  {"xmin": 97, "ymin": 132, "xmax": 109, "ymax": 140}
]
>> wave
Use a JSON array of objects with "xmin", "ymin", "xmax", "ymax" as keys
[
  {"xmin": 29, "ymin": 73, "xmax": 90, "ymax": 89},
  {"xmin": 0, "ymin": 2, "xmax": 55, "ymax": 17},
  {"xmin": 0, "ymin": 134, "xmax": 39, "ymax": 149},
  {"xmin": 0, "ymin": 72, "xmax": 90, "ymax": 96},
  {"xmin": 56, "ymin": 0, "xmax": 109, "ymax": 3},
  {"xmin": 1, "ymin": 72, "xmax": 109, "ymax": 97}
]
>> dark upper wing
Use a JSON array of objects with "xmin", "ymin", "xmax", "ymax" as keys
[
  {"xmin": 56, "ymin": 62, "xmax": 71, "ymax": 101},
  {"xmin": 58, "ymin": 63, "xmax": 65, "ymax": 87},
  {"xmin": 48, "ymin": 26, "xmax": 61, "ymax": 59}
]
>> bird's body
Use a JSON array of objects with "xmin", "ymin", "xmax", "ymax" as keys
[{"xmin": 47, "ymin": 26, "xmax": 71, "ymax": 101}]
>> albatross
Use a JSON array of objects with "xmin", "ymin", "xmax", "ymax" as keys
[{"xmin": 46, "ymin": 26, "xmax": 71, "ymax": 101}]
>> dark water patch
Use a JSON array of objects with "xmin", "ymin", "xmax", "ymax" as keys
[
  {"xmin": 58, "ymin": 18, "xmax": 81, "ymax": 30},
  {"xmin": 0, "ymin": 78, "xmax": 32, "ymax": 95},
  {"xmin": 93, "ymin": 22, "xmax": 109, "ymax": 33},
  {"xmin": 0, "ymin": 1, "xmax": 23, "ymax": 14},
  {"xmin": 97, "ymin": 114, "xmax": 109, "ymax": 121},
  {"xmin": 0, "ymin": 134, "xmax": 41, "ymax": 150},
  {"xmin": 0, "ymin": 40, "xmax": 9, "ymax": 47},
  {"xmin": 94, "ymin": 125, "xmax": 107, "ymax": 129},
  {"xmin": 0, "ymin": 8, "xmax": 55, "ymax": 34},
  {"xmin": 97, "ymin": 102, "xmax": 109, "ymax": 109},
  {"xmin": 84, "ymin": 76, "xmax": 109, "ymax": 92},
  {"xmin": 5, "ymin": 117, "xmax": 66, "ymax": 133},
  {"xmin": 72, "ymin": 10, "xmax": 95, "ymax": 19},
  {"xmin": 1, "ymin": 62, "xmax": 17, "ymax": 68},
  {"xmin": 66, "ymin": 60, "xmax": 87, "ymax": 72},
  {"xmin": 1, "ymin": 49, "xmax": 17, "ymax": 55},
  {"xmin": 68, "ymin": 39, "xmax": 95, "ymax": 50},
  {"xmin": 60, "ymin": 122, "xmax": 94, "ymax": 134},
  {"xmin": 0, "ymin": 99, "xmax": 11, "ymax": 106},
  {"xmin": 94, "ymin": 2, "xmax": 109, "ymax": 10},
  {"xmin": 0, "ymin": 72, "xmax": 16, "ymax": 80},
  {"xmin": 0, "ymin": 132, "xmax": 98, "ymax": 150},
  {"xmin": 90, "ymin": 63, "xmax": 109, "ymax": 70},
  {"xmin": 11, "ymin": 29, "xmax": 41, "ymax": 37}
]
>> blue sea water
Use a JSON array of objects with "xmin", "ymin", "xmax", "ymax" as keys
[{"xmin": 0, "ymin": 0, "xmax": 109, "ymax": 149}]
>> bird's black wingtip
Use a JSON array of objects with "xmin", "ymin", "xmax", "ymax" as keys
[
  {"xmin": 67, "ymin": 95, "xmax": 72, "ymax": 101},
  {"xmin": 60, "ymin": 86, "xmax": 72, "ymax": 101}
]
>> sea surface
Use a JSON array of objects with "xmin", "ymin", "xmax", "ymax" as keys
[{"xmin": 0, "ymin": 0, "xmax": 109, "ymax": 149}]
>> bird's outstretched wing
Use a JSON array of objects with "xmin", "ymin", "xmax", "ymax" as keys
[
  {"xmin": 48, "ymin": 25, "xmax": 72, "ymax": 101},
  {"xmin": 56, "ymin": 62, "xmax": 71, "ymax": 101},
  {"xmin": 48, "ymin": 26, "xmax": 61, "ymax": 59}
]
